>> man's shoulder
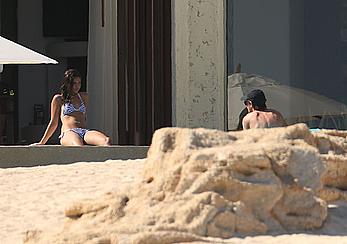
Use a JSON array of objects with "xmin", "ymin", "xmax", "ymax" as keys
[
  {"xmin": 245, "ymin": 111, "xmax": 261, "ymax": 117},
  {"xmin": 266, "ymin": 108, "xmax": 284, "ymax": 117},
  {"xmin": 246, "ymin": 109, "xmax": 283, "ymax": 119},
  {"xmin": 243, "ymin": 111, "xmax": 259, "ymax": 122}
]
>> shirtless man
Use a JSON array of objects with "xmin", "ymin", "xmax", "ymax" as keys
[{"xmin": 241, "ymin": 89, "xmax": 287, "ymax": 129}]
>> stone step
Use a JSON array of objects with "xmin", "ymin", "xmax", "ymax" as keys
[{"xmin": 0, "ymin": 146, "xmax": 149, "ymax": 168}]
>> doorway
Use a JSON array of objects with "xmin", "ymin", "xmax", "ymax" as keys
[
  {"xmin": 0, "ymin": 0, "xmax": 18, "ymax": 144},
  {"xmin": 117, "ymin": 0, "xmax": 172, "ymax": 145}
]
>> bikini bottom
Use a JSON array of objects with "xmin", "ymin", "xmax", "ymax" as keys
[{"xmin": 59, "ymin": 128, "xmax": 90, "ymax": 140}]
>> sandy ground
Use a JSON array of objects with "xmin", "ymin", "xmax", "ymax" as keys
[
  {"xmin": 0, "ymin": 159, "xmax": 145, "ymax": 244},
  {"xmin": 0, "ymin": 159, "xmax": 347, "ymax": 244}
]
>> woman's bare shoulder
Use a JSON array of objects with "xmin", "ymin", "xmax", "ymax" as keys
[
  {"xmin": 79, "ymin": 92, "xmax": 88, "ymax": 98},
  {"xmin": 52, "ymin": 94, "xmax": 62, "ymax": 100},
  {"xmin": 52, "ymin": 94, "xmax": 63, "ymax": 104},
  {"xmin": 79, "ymin": 92, "xmax": 89, "ymax": 103}
]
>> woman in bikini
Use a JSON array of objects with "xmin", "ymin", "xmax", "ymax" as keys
[{"xmin": 33, "ymin": 69, "xmax": 111, "ymax": 146}]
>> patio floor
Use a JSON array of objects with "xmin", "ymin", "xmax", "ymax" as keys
[{"xmin": 0, "ymin": 145, "xmax": 148, "ymax": 168}]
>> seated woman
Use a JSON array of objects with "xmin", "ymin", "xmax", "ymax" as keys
[{"xmin": 33, "ymin": 69, "xmax": 111, "ymax": 146}]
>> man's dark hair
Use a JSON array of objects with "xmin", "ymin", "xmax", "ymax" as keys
[
  {"xmin": 252, "ymin": 99, "xmax": 267, "ymax": 110},
  {"xmin": 241, "ymin": 89, "xmax": 267, "ymax": 110}
]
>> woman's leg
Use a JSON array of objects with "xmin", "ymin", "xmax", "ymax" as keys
[
  {"xmin": 84, "ymin": 130, "xmax": 111, "ymax": 146},
  {"xmin": 60, "ymin": 130, "xmax": 84, "ymax": 146}
]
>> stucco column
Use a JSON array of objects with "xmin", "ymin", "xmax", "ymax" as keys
[
  {"xmin": 172, "ymin": 0, "xmax": 226, "ymax": 130},
  {"xmin": 87, "ymin": 0, "xmax": 118, "ymax": 143}
]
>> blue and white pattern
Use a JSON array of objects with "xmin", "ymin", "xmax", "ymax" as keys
[
  {"xmin": 63, "ymin": 93, "xmax": 86, "ymax": 116},
  {"xmin": 59, "ymin": 128, "xmax": 90, "ymax": 139}
]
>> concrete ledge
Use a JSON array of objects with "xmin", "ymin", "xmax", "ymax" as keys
[{"xmin": 0, "ymin": 146, "xmax": 149, "ymax": 168}]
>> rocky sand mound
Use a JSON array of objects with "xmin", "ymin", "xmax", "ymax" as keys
[{"xmin": 24, "ymin": 124, "xmax": 347, "ymax": 243}]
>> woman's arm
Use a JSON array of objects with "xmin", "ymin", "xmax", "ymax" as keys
[{"xmin": 35, "ymin": 95, "xmax": 61, "ymax": 145}]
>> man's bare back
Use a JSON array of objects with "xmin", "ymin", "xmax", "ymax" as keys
[
  {"xmin": 242, "ymin": 109, "xmax": 287, "ymax": 129},
  {"xmin": 241, "ymin": 89, "xmax": 287, "ymax": 129}
]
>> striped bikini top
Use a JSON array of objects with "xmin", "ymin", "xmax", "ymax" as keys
[{"xmin": 62, "ymin": 93, "xmax": 86, "ymax": 116}]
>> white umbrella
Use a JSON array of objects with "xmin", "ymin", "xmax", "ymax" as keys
[
  {"xmin": 0, "ymin": 36, "xmax": 57, "ymax": 71},
  {"xmin": 228, "ymin": 73, "xmax": 347, "ymax": 130}
]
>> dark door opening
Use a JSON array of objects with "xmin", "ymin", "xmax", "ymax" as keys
[
  {"xmin": 0, "ymin": 0, "xmax": 18, "ymax": 144},
  {"xmin": 117, "ymin": 0, "xmax": 172, "ymax": 145}
]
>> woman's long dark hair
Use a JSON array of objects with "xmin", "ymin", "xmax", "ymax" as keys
[{"xmin": 60, "ymin": 69, "xmax": 81, "ymax": 103}]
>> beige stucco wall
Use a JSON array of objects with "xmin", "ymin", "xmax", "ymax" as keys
[{"xmin": 172, "ymin": 0, "xmax": 226, "ymax": 130}]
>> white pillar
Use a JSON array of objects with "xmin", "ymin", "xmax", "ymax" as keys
[
  {"xmin": 87, "ymin": 0, "xmax": 118, "ymax": 143},
  {"xmin": 172, "ymin": 0, "xmax": 226, "ymax": 130}
]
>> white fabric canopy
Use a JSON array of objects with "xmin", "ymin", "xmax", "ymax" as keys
[
  {"xmin": 228, "ymin": 73, "xmax": 347, "ymax": 130},
  {"xmin": 0, "ymin": 36, "xmax": 57, "ymax": 64}
]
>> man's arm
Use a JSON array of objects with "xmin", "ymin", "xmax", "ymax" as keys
[
  {"xmin": 280, "ymin": 116, "xmax": 287, "ymax": 126},
  {"xmin": 276, "ymin": 111, "xmax": 287, "ymax": 126}
]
